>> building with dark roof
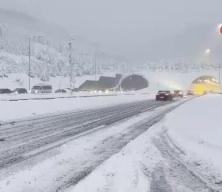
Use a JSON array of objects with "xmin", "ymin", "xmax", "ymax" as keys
[
  {"xmin": 79, "ymin": 74, "xmax": 122, "ymax": 91},
  {"xmin": 78, "ymin": 80, "xmax": 99, "ymax": 91}
]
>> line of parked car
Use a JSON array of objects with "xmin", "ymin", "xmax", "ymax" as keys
[
  {"xmin": 0, "ymin": 88, "xmax": 28, "ymax": 94},
  {"xmin": 0, "ymin": 84, "xmax": 69, "ymax": 95}
]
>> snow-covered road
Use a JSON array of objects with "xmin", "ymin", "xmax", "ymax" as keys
[
  {"xmin": 0, "ymin": 93, "xmax": 154, "ymax": 122},
  {"xmin": 0, "ymin": 98, "xmax": 183, "ymax": 192},
  {"xmin": 0, "ymin": 100, "xmax": 160, "ymax": 168},
  {"xmin": 68, "ymin": 95, "xmax": 222, "ymax": 192}
]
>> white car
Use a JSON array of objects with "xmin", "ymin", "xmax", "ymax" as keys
[{"xmin": 31, "ymin": 84, "xmax": 52, "ymax": 94}]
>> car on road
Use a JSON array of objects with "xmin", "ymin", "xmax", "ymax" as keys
[
  {"xmin": 55, "ymin": 89, "xmax": 67, "ymax": 93},
  {"xmin": 173, "ymin": 90, "xmax": 183, "ymax": 98},
  {"xmin": 187, "ymin": 90, "xmax": 194, "ymax": 96},
  {"xmin": 0, "ymin": 88, "xmax": 12, "ymax": 94},
  {"xmin": 156, "ymin": 90, "xmax": 173, "ymax": 101},
  {"xmin": 31, "ymin": 84, "xmax": 53, "ymax": 94},
  {"xmin": 13, "ymin": 88, "xmax": 28, "ymax": 94}
]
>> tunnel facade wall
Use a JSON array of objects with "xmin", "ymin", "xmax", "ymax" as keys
[
  {"xmin": 120, "ymin": 74, "xmax": 149, "ymax": 91},
  {"xmin": 190, "ymin": 75, "xmax": 221, "ymax": 95}
]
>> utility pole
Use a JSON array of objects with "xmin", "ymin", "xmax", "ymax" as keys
[
  {"xmin": 69, "ymin": 39, "xmax": 76, "ymax": 94},
  {"xmin": 69, "ymin": 41, "xmax": 73, "ymax": 92},
  {"xmin": 94, "ymin": 52, "xmax": 97, "ymax": 80},
  {"xmin": 93, "ymin": 43, "xmax": 100, "ymax": 80},
  {"xmin": 217, "ymin": 24, "xmax": 222, "ymax": 84},
  {"xmin": 28, "ymin": 37, "xmax": 31, "ymax": 92}
]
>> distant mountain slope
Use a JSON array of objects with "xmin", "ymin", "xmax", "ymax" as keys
[
  {"xmin": 0, "ymin": 9, "xmax": 122, "ymax": 79},
  {"xmin": 0, "ymin": 9, "xmax": 88, "ymax": 79}
]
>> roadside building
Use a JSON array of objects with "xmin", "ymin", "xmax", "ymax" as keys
[{"xmin": 79, "ymin": 74, "xmax": 122, "ymax": 91}]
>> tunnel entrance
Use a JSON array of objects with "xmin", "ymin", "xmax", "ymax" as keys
[
  {"xmin": 190, "ymin": 75, "xmax": 221, "ymax": 95},
  {"xmin": 120, "ymin": 74, "xmax": 148, "ymax": 91}
]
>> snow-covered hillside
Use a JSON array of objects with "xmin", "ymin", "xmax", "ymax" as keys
[
  {"xmin": 0, "ymin": 9, "xmax": 127, "ymax": 79},
  {"xmin": 0, "ymin": 8, "xmax": 68, "ymax": 77},
  {"xmin": 1, "ymin": 8, "xmax": 221, "ymax": 91}
]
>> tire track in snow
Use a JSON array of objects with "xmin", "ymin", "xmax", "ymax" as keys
[{"xmin": 0, "ymin": 100, "xmax": 170, "ymax": 170}]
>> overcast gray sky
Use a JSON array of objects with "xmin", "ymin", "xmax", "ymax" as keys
[{"xmin": 1, "ymin": 0, "xmax": 222, "ymax": 61}]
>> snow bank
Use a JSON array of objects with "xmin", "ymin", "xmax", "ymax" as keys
[
  {"xmin": 0, "ymin": 93, "xmax": 152, "ymax": 122},
  {"xmin": 66, "ymin": 102, "xmax": 184, "ymax": 192},
  {"xmin": 167, "ymin": 94, "xmax": 222, "ymax": 178},
  {"xmin": 67, "ymin": 126, "xmax": 162, "ymax": 192},
  {"xmin": 67, "ymin": 95, "xmax": 222, "ymax": 191},
  {"xmin": 0, "ymin": 103, "xmax": 170, "ymax": 192}
]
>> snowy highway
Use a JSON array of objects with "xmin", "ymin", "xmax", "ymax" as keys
[
  {"xmin": 0, "ymin": 98, "xmax": 184, "ymax": 192},
  {"xmin": 0, "ymin": 99, "xmax": 170, "ymax": 169},
  {"xmin": 1, "ymin": 1, "xmax": 222, "ymax": 191}
]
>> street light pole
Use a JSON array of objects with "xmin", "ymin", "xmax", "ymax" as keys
[
  {"xmin": 92, "ymin": 43, "xmax": 99, "ymax": 81},
  {"xmin": 217, "ymin": 23, "xmax": 222, "ymax": 84}
]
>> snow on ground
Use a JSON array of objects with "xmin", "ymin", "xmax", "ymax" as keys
[
  {"xmin": 0, "ymin": 93, "xmax": 153, "ymax": 122},
  {"xmin": 67, "ymin": 119, "xmax": 163, "ymax": 192},
  {"xmin": 1, "ymin": 70, "xmax": 221, "ymax": 191},
  {"xmin": 167, "ymin": 94, "xmax": 222, "ymax": 183},
  {"xmin": 0, "ymin": 101, "xmax": 179, "ymax": 192},
  {"xmin": 0, "ymin": 91, "xmax": 117, "ymax": 101},
  {"xmin": 66, "ymin": 94, "xmax": 222, "ymax": 192}
]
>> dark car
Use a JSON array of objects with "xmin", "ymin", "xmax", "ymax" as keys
[
  {"xmin": 13, "ymin": 88, "xmax": 28, "ymax": 94},
  {"xmin": 55, "ymin": 89, "xmax": 67, "ymax": 93},
  {"xmin": 0, "ymin": 88, "xmax": 12, "ymax": 94},
  {"xmin": 173, "ymin": 90, "xmax": 183, "ymax": 98},
  {"xmin": 187, "ymin": 90, "xmax": 194, "ymax": 96},
  {"xmin": 156, "ymin": 90, "xmax": 173, "ymax": 101}
]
